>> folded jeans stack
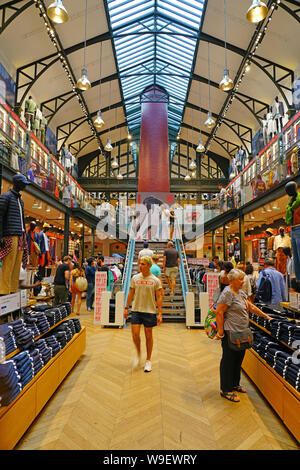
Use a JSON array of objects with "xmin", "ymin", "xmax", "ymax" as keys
[
  {"xmin": 0, "ymin": 324, "xmax": 18, "ymax": 356},
  {"xmin": 13, "ymin": 351, "xmax": 34, "ymax": 388},
  {"xmin": 44, "ymin": 336, "xmax": 61, "ymax": 357},
  {"xmin": 70, "ymin": 318, "xmax": 82, "ymax": 333},
  {"xmin": 34, "ymin": 339, "xmax": 52, "ymax": 364},
  {"xmin": 44, "ymin": 308, "xmax": 62, "ymax": 326},
  {"xmin": 23, "ymin": 316, "xmax": 40, "ymax": 338},
  {"xmin": 59, "ymin": 302, "xmax": 72, "ymax": 316},
  {"xmin": 0, "ymin": 360, "xmax": 22, "ymax": 406},
  {"xmin": 64, "ymin": 320, "xmax": 76, "ymax": 336},
  {"xmin": 28, "ymin": 348, "xmax": 44, "ymax": 376},
  {"xmin": 54, "ymin": 323, "xmax": 73, "ymax": 343},
  {"xmin": 283, "ymin": 363, "xmax": 300, "ymax": 391},
  {"xmin": 52, "ymin": 331, "xmax": 68, "ymax": 349},
  {"xmin": 10, "ymin": 319, "xmax": 35, "ymax": 351}
]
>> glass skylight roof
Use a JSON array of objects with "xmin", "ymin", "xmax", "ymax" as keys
[{"xmin": 107, "ymin": 0, "xmax": 206, "ymax": 141}]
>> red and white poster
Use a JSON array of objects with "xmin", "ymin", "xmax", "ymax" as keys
[
  {"xmin": 94, "ymin": 271, "xmax": 107, "ymax": 325},
  {"xmin": 188, "ymin": 258, "xmax": 210, "ymax": 266},
  {"xmin": 206, "ymin": 272, "xmax": 220, "ymax": 306}
]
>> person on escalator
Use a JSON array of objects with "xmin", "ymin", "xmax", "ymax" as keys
[
  {"xmin": 150, "ymin": 254, "xmax": 164, "ymax": 298},
  {"xmin": 163, "ymin": 241, "xmax": 180, "ymax": 297}
]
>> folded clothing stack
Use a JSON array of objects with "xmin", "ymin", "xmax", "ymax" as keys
[
  {"xmin": 70, "ymin": 318, "xmax": 82, "ymax": 333},
  {"xmin": 270, "ymin": 320, "xmax": 299, "ymax": 347},
  {"xmin": 14, "ymin": 351, "xmax": 34, "ymax": 389},
  {"xmin": 33, "ymin": 339, "xmax": 52, "ymax": 364},
  {"xmin": 284, "ymin": 362, "xmax": 300, "ymax": 391},
  {"xmin": 28, "ymin": 348, "xmax": 44, "ymax": 376},
  {"xmin": 60, "ymin": 302, "xmax": 72, "ymax": 316},
  {"xmin": 23, "ymin": 316, "xmax": 40, "ymax": 338},
  {"xmin": 43, "ymin": 307, "xmax": 62, "ymax": 326},
  {"xmin": 52, "ymin": 331, "xmax": 68, "ymax": 349},
  {"xmin": 0, "ymin": 323, "xmax": 18, "ymax": 356},
  {"xmin": 0, "ymin": 360, "xmax": 22, "ymax": 406},
  {"xmin": 44, "ymin": 336, "xmax": 61, "ymax": 357},
  {"xmin": 53, "ymin": 323, "xmax": 73, "ymax": 343},
  {"xmin": 10, "ymin": 319, "xmax": 35, "ymax": 351}
]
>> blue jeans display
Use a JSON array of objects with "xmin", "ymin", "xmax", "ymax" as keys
[{"xmin": 291, "ymin": 226, "xmax": 300, "ymax": 281}]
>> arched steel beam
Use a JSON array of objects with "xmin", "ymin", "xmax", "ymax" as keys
[
  {"xmin": 280, "ymin": 0, "xmax": 300, "ymax": 23},
  {"xmin": 0, "ymin": 0, "xmax": 33, "ymax": 35}
]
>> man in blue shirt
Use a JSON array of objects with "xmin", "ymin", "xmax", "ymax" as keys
[
  {"xmin": 85, "ymin": 258, "xmax": 96, "ymax": 311},
  {"xmin": 256, "ymin": 258, "xmax": 286, "ymax": 305}
]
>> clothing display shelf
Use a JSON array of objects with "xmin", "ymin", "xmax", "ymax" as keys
[
  {"xmin": 280, "ymin": 302, "xmax": 300, "ymax": 315},
  {"xmin": 249, "ymin": 318, "xmax": 299, "ymax": 353},
  {"xmin": 242, "ymin": 347, "xmax": 300, "ymax": 443},
  {"xmin": 0, "ymin": 326, "xmax": 86, "ymax": 450},
  {"xmin": 4, "ymin": 313, "xmax": 72, "ymax": 361}
]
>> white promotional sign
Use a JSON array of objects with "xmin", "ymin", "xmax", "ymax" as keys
[
  {"xmin": 206, "ymin": 272, "xmax": 220, "ymax": 306},
  {"xmin": 94, "ymin": 271, "xmax": 107, "ymax": 325},
  {"xmin": 188, "ymin": 258, "xmax": 210, "ymax": 266},
  {"xmin": 0, "ymin": 293, "xmax": 20, "ymax": 317},
  {"xmin": 103, "ymin": 257, "xmax": 122, "ymax": 265}
]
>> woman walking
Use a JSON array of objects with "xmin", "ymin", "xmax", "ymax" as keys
[
  {"xmin": 69, "ymin": 262, "xmax": 86, "ymax": 315},
  {"xmin": 215, "ymin": 269, "xmax": 272, "ymax": 403},
  {"xmin": 85, "ymin": 258, "xmax": 96, "ymax": 311}
]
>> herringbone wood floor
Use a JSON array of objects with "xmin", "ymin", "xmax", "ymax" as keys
[{"xmin": 15, "ymin": 307, "xmax": 299, "ymax": 450}]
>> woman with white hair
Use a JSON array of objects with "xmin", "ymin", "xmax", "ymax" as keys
[{"xmin": 215, "ymin": 269, "xmax": 272, "ymax": 403}]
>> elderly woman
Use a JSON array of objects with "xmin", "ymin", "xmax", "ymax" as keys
[{"xmin": 215, "ymin": 269, "xmax": 272, "ymax": 403}]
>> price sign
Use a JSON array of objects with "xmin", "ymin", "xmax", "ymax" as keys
[
  {"xmin": 188, "ymin": 258, "xmax": 210, "ymax": 266},
  {"xmin": 94, "ymin": 271, "xmax": 107, "ymax": 325},
  {"xmin": 206, "ymin": 272, "xmax": 220, "ymax": 306},
  {"xmin": 0, "ymin": 293, "xmax": 20, "ymax": 317}
]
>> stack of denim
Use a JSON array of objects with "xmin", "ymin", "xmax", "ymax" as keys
[
  {"xmin": 44, "ymin": 308, "xmax": 62, "ymax": 326},
  {"xmin": 0, "ymin": 360, "xmax": 22, "ymax": 406},
  {"xmin": 10, "ymin": 319, "xmax": 35, "ymax": 350},
  {"xmin": 44, "ymin": 336, "xmax": 61, "ymax": 357},
  {"xmin": 70, "ymin": 318, "xmax": 82, "ymax": 333},
  {"xmin": 13, "ymin": 351, "xmax": 34, "ymax": 388},
  {"xmin": 34, "ymin": 339, "xmax": 52, "ymax": 364},
  {"xmin": 28, "ymin": 348, "xmax": 44, "ymax": 376},
  {"xmin": 53, "ymin": 331, "xmax": 68, "ymax": 349},
  {"xmin": 64, "ymin": 320, "xmax": 76, "ymax": 336},
  {"xmin": 58, "ymin": 305, "xmax": 69, "ymax": 319},
  {"xmin": 0, "ymin": 324, "xmax": 17, "ymax": 355},
  {"xmin": 32, "ymin": 313, "xmax": 50, "ymax": 335},
  {"xmin": 23, "ymin": 316, "xmax": 40, "ymax": 338},
  {"xmin": 62, "ymin": 302, "xmax": 72, "ymax": 316},
  {"xmin": 54, "ymin": 323, "xmax": 73, "ymax": 343},
  {"xmin": 284, "ymin": 362, "xmax": 300, "ymax": 391}
]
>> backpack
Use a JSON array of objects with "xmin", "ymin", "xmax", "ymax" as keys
[
  {"xmin": 204, "ymin": 303, "xmax": 218, "ymax": 339},
  {"xmin": 255, "ymin": 270, "xmax": 272, "ymax": 303}
]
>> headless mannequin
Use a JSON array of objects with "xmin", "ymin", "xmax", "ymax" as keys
[
  {"xmin": 0, "ymin": 177, "xmax": 29, "ymax": 294},
  {"xmin": 239, "ymin": 147, "xmax": 246, "ymax": 171},
  {"xmin": 262, "ymin": 114, "xmax": 268, "ymax": 146},
  {"xmin": 266, "ymin": 106, "xmax": 275, "ymax": 141},
  {"xmin": 285, "ymin": 182, "xmax": 300, "ymax": 289},
  {"xmin": 272, "ymin": 96, "xmax": 284, "ymax": 135}
]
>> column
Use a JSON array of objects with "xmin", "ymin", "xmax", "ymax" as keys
[
  {"xmin": 239, "ymin": 214, "xmax": 245, "ymax": 263},
  {"xmin": 63, "ymin": 212, "xmax": 70, "ymax": 256},
  {"xmin": 223, "ymin": 224, "xmax": 228, "ymax": 261},
  {"xmin": 81, "ymin": 223, "xmax": 85, "ymax": 263},
  {"xmin": 212, "ymin": 229, "xmax": 216, "ymax": 259},
  {"xmin": 91, "ymin": 228, "xmax": 95, "ymax": 257}
]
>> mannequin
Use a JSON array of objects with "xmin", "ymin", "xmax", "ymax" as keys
[
  {"xmin": 27, "ymin": 163, "xmax": 36, "ymax": 183},
  {"xmin": 24, "ymin": 96, "xmax": 37, "ymax": 130},
  {"xmin": 272, "ymin": 96, "xmax": 285, "ymax": 135},
  {"xmin": 32, "ymin": 110, "xmax": 40, "ymax": 137},
  {"xmin": 266, "ymin": 106, "xmax": 275, "ymax": 141},
  {"xmin": 37, "ymin": 222, "xmax": 51, "ymax": 277},
  {"xmin": 26, "ymin": 221, "xmax": 39, "ymax": 267},
  {"xmin": 265, "ymin": 228, "xmax": 275, "ymax": 259},
  {"xmin": 234, "ymin": 236, "xmax": 240, "ymax": 263},
  {"xmin": 40, "ymin": 115, "xmax": 47, "ymax": 145},
  {"xmin": 274, "ymin": 226, "xmax": 291, "ymax": 275},
  {"xmin": 285, "ymin": 181, "xmax": 300, "ymax": 286},
  {"xmin": 0, "ymin": 174, "xmax": 30, "ymax": 295},
  {"xmin": 238, "ymin": 147, "xmax": 247, "ymax": 171},
  {"xmin": 261, "ymin": 114, "xmax": 268, "ymax": 146},
  {"xmin": 235, "ymin": 151, "xmax": 242, "ymax": 175}
]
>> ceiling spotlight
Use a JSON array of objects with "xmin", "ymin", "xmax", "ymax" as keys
[
  {"xmin": 93, "ymin": 110, "xmax": 104, "ymax": 129},
  {"xmin": 196, "ymin": 138, "xmax": 205, "ymax": 152},
  {"xmin": 127, "ymin": 133, "xmax": 132, "ymax": 140},
  {"xmin": 245, "ymin": 64, "xmax": 251, "ymax": 73},
  {"xmin": 47, "ymin": 0, "xmax": 68, "ymax": 24},
  {"xmin": 205, "ymin": 111, "xmax": 215, "ymax": 129},
  {"xmin": 76, "ymin": 68, "xmax": 91, "ymax": 91},
  {"xmin": 246, "ymin": 0, "xmax": 268, "ymax": 23},
  {"xmin": 185, "ymin": 173, "xmax": 191, "ymax": 181},
  {"xmin": 219, "ymin": 68, "xmax": 234, "ymax": 91},
  {"xmin": 116, "ymin": 172, "xmax": 123, "ymax": 180},
  {"xmin": 105, "ymin": 137, "xmax": 113, "ymax": 152}
]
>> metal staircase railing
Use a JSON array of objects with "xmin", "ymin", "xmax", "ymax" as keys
[
  {"xmin": 122, "ymin": 235, "xmax": 136, "ymax": 306},
  {"xmin": 174, "ymin": 220, "xmax": 190, "ymax": 308}
]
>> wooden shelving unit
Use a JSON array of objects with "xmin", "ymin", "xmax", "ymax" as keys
[
  {"xmin": 0, "ymin": 326, "xmax": 86, "ymax": 450},
  {"xmin": 243, "ymin": 318, "xmax": 300, "ymax": 443}
]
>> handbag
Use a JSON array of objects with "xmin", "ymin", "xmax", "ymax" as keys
[
  {"xmin": 75, "ymin": 276, "xmax": 88, "ymax": 292},
  {"xmin": 227, "ymin": 294, "xmax": 253, "ymax": 351},
  {"xmin": 33, "ymin": 241, "xmax": 40, "ymax": 255},
  {"xmin": 227, "ymin": 328, "xmax": 253, "ymax": 351}
]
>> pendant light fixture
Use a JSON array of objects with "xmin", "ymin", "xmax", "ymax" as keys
[
  {"xmin": 246, "ymin": 0, "xmax": 268, "ymax": 23},
  {"xmin": 205, "ymin": 42, "xmax": 216, "ymax": 129},
  {"xmin": 47, "ymin": 0, "xmax": 68, "ymax": 24},
  {"xmin": 219, "ymin": 0, "xmax": 234, "ymax": 92},
  {"xmin": 94, "ymin": 42, "xmax": 105, "ymax": 129},
  {"xmin": 185, "ymin": 127, "xmax": 191, "ymax": 181},
  {"xmin": 105, "ymin": 80, "xmax": 113, "ymax": 151},
  {"xmin": 76, "ymin": 0, "xmax": 91, "ymax": 91},
  {"xmin": 185, "ymin": 173, "xmax": 191, "ymax": 181},
  {"xmin": 116, "ymin": 171, "xmax": 123, "ymax": 180},
  {"xmin": 111, "ymin": 156, "xmax": 118, "ymax": 168},
  {"xmin": 197, "ymin": 82, "xmax": 205, "ymax": 152},
  {"xmin": 190, "ymin": 110, "xmax": 196, "ymax": 170}
]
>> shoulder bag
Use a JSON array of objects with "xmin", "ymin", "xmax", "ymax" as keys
[{"xmin": 227, "ymin": 295, "xmax": 253, "ymax": 351}]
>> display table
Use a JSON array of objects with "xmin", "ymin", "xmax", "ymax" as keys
[
  {"xmin": 0, "ymin": 326, "xmax": 86, "ymax": 450},
  {"xmin": 242, "ymin": 348, "xmax": 300, "ymax": 443}
]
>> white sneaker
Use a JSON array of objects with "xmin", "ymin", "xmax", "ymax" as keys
[
  {"xmin": 144, "ymin": 360, "xmax": 152, "ymax": 373},
  {"xmin": 132, "ymin": 354, "xmax": 141, "ymax": 369}
]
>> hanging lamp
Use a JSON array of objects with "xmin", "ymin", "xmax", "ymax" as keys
[
  {"xmin": 105, "ymin": 79, "xmax": 113, "ymax": 151},
  {"xmin": 219, "ymin": 0, "xmax": 234, "ymax": 92},
  {"xmin": 105, "ymin": 137, "xmax": 113, "ymax": 152},
  {"xmin": 116, "ymin": 171, "xmax": 123, "ymax": 180},
  {"xmin": 246, "ymin": 0, "xmax": 268, "ymax": 23},
  {"xmin": 185, "ymin": 173, "xmax": 191, "ymax": 181},
  {"xmin": 76, "ymin": 0, "xmax": 91, "ymax": 90},
  {"xmin": 47, "ymin": 0, "xmax": 68, "ymax": 23},
  {"xmin": 111, "ymin": 157, "xmax": 118, "ymax": 168},
  {"xmin": 94, "ymin": 42, "xmax": 105, "ymax": 129},
  {"xmin": 205, "ymin": 42, "xmax": 216, "ymax": 129},
  {"xmin": 189, "ymin": 110, "xmax": 197, "ymax": 170}
]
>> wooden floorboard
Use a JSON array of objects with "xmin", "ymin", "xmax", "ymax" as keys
[{"xmin": 15, "ymin": 307, "xmax": 300, "ymax": 450}]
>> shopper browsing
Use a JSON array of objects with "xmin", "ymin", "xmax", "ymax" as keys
[
  {"xmin": 163, "ymin": 241, "xmax": 179, "ymax": 297},
  {"xmin": 124, "ymin": 256, "xmax": 163, "ymax": 373},
  {"xmin": 215, "ymin": 269, "xmax": 272, "ymax": 403},
  {"xmin": 138, "ymin": 242, "xmax": 154, "ymax": 259},
  {"xmin": 69, "ymin": 263, "xmax": 86, "ymax": 316},
  {"xmin": 53, "ymin": 255, "xmax": 73, "ymax": 305},
  {"xmin": 256, "ymin": 258, "xmax": 286, "ymax": 305},
  {"xmin": 85, "ymin": 258, "xmax": 96, "ymax": 311}
]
